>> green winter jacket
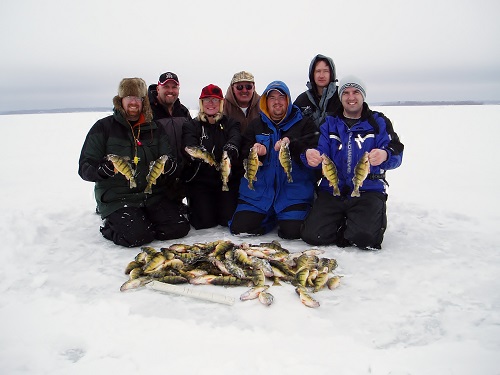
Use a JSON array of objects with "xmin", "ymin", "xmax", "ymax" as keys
[{"xmin": 78, "ymin": 97, "xmax": 176, "ymax": 218}]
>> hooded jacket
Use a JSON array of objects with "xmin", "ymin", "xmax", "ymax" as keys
[
  {"xmin": 78, "ymin": 94, "xmax": 177, "ymax": 218},
  {"xmin": 238, "ymin": 81, "xmax": 318, "ymax": 214},
  {"xmin": 223, "ymin": 85, "xmax": 261, "ymax": 135},
  {"xmin": 293, "ymin": 54, "xmax": 341, "ymax": 128},
  {"xmin": 310, "ymin": 103, "xmax": 404, "ymax": 196}
]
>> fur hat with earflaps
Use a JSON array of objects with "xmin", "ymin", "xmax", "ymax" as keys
[{"xmin": 112, "ymin": 77, "xmax": 153, "ymax": 122}]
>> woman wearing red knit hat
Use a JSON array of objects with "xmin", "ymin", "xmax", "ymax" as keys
[{"xmin": 182, "ymin": 84, "xmax": 243, "ymax": 229}]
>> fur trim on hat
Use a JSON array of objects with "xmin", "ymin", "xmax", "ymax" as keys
[
  {"xmin": 197, "ymin": 99, "xmax": 224, "ymax": 123},
  {"xmin": 112, "ymin": 78, "xmax": 152, "ymax": 122},
  {"xmin": 118, "ymin": 78, "xmax": 148, "ymax": 98},
  {"xmin": 113, "ymin": 95, "xmax": 153, "ymax": 123}
]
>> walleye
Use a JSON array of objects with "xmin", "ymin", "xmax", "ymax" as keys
[
  {"xmin": 279, "ymin": 141, "xmax": 293, "ymax": 183},
  {"xmin": 321, "ymin": 153, "xmax": 340, "ymax": 196},
  {"xmin": 144, "ymin": 155, "xmax": 169, "ymax": 194},
  {"xmin": 184, "ymin": 146, "xmax": 219, "ymax": 170},
  {"xmin": 243, "ymin": 147, "xmax": 262, "ymax": 190},
  {"xmin": 220, "ymin": 150, "xmax": 231, "ymax": 191},
  {"xmin": 351, "ymin": 151, "xmax": 370, "ymax": 197},
  {"xmin": 107, "ymin": 154, "xmax": 137, "ymax": 188}
]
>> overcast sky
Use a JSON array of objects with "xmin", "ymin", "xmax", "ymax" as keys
[{"xmin": 1, "ymin": 0, "xmax": 499, "ymax": 112}]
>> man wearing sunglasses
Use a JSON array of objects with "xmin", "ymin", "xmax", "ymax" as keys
[{"xmin": 223, "ymin": 71, "xmax": 260, "ymax": 135}]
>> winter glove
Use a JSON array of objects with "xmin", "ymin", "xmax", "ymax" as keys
[
  {"xmin": 97, "ymin": 158, "xmax": 115, "ymax": 179},
  {"xmin": 223, "ymin": 143, "xmax": 239, "ymax": 161}
]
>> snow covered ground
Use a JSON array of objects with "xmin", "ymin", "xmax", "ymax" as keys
[{"xmin": 1, "ymin": 105, "xmax": 499, "ymax": 375}]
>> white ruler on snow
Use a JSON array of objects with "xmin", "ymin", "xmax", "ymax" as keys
[{"xmin": 146, "ymin": 280, "xmax": 235, "ymax": 306}]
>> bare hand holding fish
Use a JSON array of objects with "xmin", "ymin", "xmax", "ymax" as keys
[
  {"xmin": 367, "ymin": 149, "xmax": 388, "ymax": 166},
  {"xmin": 305, "ymin": 148, "xmax": 322, "ymax": 167}
]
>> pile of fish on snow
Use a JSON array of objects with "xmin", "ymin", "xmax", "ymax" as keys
[{"xmin": 120, "ymin": 240, "xmax": 342, "ymax": 308}]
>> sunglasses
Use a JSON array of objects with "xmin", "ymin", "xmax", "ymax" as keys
[{"xmin": 235, "ymin": 84, "xmax": 253, "ymax": 91}]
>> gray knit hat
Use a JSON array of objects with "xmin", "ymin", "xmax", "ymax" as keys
[{"xmin": 338, "ymin": 75, "xmax": 366, "ymax": 100}]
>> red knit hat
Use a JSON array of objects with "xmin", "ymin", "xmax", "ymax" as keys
[{"xmin": 199, "ymin": 84, "xmax": 224, "ymax": 100}]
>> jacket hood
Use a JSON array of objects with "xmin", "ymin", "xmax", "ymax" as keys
[
  {"xmin": 224, "ymin": 84, "xmax": 260, "ymax": 110},
  {"xmin": 306, "ymin": 54, "xmax": 337, "ymax": 94},
  {"xmin": 259, "ymin": 80, "xmax": 293, "ymax": 125}
]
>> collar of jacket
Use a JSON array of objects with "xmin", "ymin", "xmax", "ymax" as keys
[
  {"xmin": 305, "ymin": 82, "xmax": 337, "ymax": 109},
  {"xmin": 112, "ymin": 107, "xmax": 157, "ymax": 132},
  {"xmin": 224, "ymin": 85, "xmax": 260, "ymax": 109},
  {"xmin": 260, "ymin": 105, "xmax": 303, "ymax": 132}
]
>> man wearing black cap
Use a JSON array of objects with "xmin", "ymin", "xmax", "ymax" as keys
[
  {"xmin": 148, "ymin": 72, "xmax": 191, "ymax": 119},
  {"xmin": 148, "ymin": 72, "xmax": 192, "ymax": 207}
]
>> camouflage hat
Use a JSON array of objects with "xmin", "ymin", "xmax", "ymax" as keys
[{"xmin": 230, "ymin": 71, "xmax": 255, "ymax": 85}]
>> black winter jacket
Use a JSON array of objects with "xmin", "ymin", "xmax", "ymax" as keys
[
  {"xmin": 182, "ymin": 114, "xmax": 242, "ymax": 187},
  {"xmin": 148, "ymin": 84, "xmax": 192, "ymax": 120}
]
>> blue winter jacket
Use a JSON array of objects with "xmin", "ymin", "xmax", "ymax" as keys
[
  {"xmin": 308, "ymin": 103, "xmax": 404, "ymax": 196},
  {"xmin": 237, "ymin": 81, "xmax": 319, "ymax": 214}
]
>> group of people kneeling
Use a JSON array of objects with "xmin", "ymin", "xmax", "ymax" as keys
[{"xmin": 78, "ymin": 54, "xmax": 404, "ymax": 250}]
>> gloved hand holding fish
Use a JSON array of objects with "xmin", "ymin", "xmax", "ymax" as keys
[
  {"xmin": 106, "ymin": 154, "xmax": 137, "ymax": 188},
  {"xmin": 184, "ymin": 146, "xmax": 219, "ymax": 170}
]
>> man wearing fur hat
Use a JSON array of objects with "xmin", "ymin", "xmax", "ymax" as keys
[
  {"xmin": 78, "ymin": 78, "xmax": 190, "ymax": 247},
  {"xmin": 223, "ymin": 71, "xmax": 261, "ymax": 135},
  {"xmin": 294, "ymin": 54, "xmax": 341, "ymax": 128},
  {"xmin": 229, "ymin": 81, "xmax": 319, "ymax": 239},
  {"xmin": 182, "ymin": 84, "xmax": 242, "ymax": 230},
  {"xmin": 301, "ymin": 75, "xmax": 404, "ymax": 250}
]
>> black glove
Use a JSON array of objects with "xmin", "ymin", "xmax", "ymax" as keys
[
  {"xmin": 223, "ymin": 143, "xmax": 239, "ymax": 161},
  {"xmin": 97, "ymin": 159, "xmax": 115, "ymax": 179}
]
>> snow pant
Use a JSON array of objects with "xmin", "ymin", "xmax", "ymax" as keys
[
  {"xmin": 185, "ymin": 180, "xmax": 239, "ymax": 230},
  {"xmin": 229, "ymin": 200, "xmax": 311, "ymax": 239},
  {"xmin": 301, "ymin": 190, "xmax": 387, "ymax": 249},
  {"xmin": 100, "ymin": 199, "xmax": 190, "ymax": 248}
]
